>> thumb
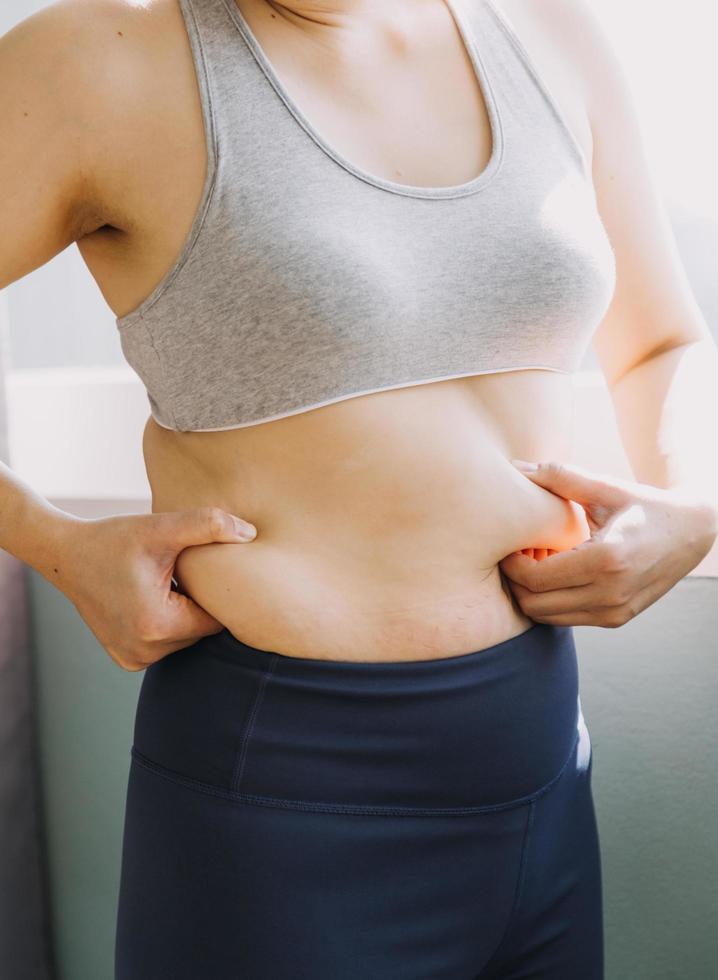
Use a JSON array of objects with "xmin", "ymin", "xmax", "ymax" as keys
[
  {"xmin": 157, "ymin": 506, "xmax": 257, "ymax": 550},
  {"xmin": 510, "ymin": 459, "xmax": 629, "ymax": 509}
]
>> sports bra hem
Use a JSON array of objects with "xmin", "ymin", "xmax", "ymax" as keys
[{"xmin": 148, "ymin": 365, "xmax": 573, "ymax": 433}]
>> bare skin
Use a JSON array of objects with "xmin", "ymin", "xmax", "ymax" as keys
[
  {"xmin": 5, "ymin": 0, "xmax": 707, "ymax": 666},
  {"xmin": 108, "ymin": 0, "xmax": 588, "ymax": 660},
  {"xmin": 0, "ymin": 0, "xmax": 597, "ymax": 663}
]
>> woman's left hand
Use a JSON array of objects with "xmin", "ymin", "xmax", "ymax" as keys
[{"xmin": 498, "ymin": 460, "xmax": 718, "ymax": 628}]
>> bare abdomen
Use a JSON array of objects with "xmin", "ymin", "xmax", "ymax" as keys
[{"xmin": 160, "ymin": 377, "xmax": 588, "ymax": 661}]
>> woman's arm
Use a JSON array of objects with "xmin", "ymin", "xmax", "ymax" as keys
[
  {"xmin": 0, "ymin": 1, "xmax": 105, "ymax": 573},
  {"xmin": 607, "ymin": 341, "xmax": 718, "ymax": 521},
  {"xmin": 498, "ymin": 0, "xmax": 718, "ymax": 625},
  {"xmin": 0, "ymin": 1, "xmax": 258, "ymax": 669},
  {"xmin": 0, "ymin": 0, "xmax": 105, "ymax": 290},
  {"xmin": 577, "ymin": 0, "xmax": 718, "ymax": 515}
]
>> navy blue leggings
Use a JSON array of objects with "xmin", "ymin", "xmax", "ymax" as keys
[{"xmin": 115, "ymin": 621, "xmax": 603, "ymax": 979}]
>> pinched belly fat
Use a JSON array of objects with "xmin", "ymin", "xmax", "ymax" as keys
[{"xmin": 169, "ymin": 448, "xmax": 588, "ymax": 662}]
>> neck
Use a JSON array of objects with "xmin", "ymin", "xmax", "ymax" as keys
[
  {"xmin": 245, "ymin": 0, "xmax": 440, "ymax": 68},
  {"xmin": 268, "ymin": 2, "xmax": 388, "ymax": 20},
  {"xmin": 263, "ymin": 0, "xmax": 430, "ymax": 29}
]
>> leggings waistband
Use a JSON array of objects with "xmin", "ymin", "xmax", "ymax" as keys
[{"xmin": 132, "ymin": 622, "xmax": 581, "ymax": 813}]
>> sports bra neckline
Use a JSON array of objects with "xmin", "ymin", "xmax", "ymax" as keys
[{"xmin": 222, "ymin": 0, "xmax": 506, "ymax": 200}]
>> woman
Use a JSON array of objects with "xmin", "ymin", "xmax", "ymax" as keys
[{"xmin": 2, "ymin": 0, "xmax": 717, "ymax": 976}]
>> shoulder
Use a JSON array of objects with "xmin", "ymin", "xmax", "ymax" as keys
[
  {"xmin": 1, "ymin": 0, "xmax": 198, "ymax": 235},
  {"xmin": 13, "ymin": 0, "xmax": 186, "ymax": 114},
  {"xmin": 489, "ymin": 0, "xmax": 627, "ymax": 125},
  {"xmin": 1, "ymin": 0, "xmax": 178, "ymax": 67}
]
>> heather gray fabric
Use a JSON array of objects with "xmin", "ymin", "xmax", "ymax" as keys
[{"xmin": 115, "ymin": 0, "xmax": 616, "ymax": 432}]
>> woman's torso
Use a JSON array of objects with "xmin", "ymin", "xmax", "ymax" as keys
[{"xmin": 75, "ymin": 0, "xmax": 609, "ymax": 661}]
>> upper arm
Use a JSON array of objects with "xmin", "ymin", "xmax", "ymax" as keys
[
  {"xmin": 0, "ymin": 1, "xmax": 96, "ymax": 289},
  {"xmin": 561, "ymin": 0, "xmax": 712, "ymax": 386},
  {"xmin": 0, "ymin": 0, "xmax": 147, "ymax": 291}
]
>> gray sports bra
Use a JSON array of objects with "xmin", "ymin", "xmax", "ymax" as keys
[{"xmin": 115, "ymin": 0, "xmax": 616, "ymax": 432}]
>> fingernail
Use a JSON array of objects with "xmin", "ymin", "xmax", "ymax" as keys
[
  {"xmin": 234, "ymin": 518, "xmax": 257, "ymax": 540},
  {"xmin": 511, "ymin": 458, "xmax": 538, "ymax": 471}
]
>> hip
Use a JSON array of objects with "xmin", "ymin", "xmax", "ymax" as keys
[{"xmin": 119, "ymin": 621, "xmax": 602, "ymax": 979}]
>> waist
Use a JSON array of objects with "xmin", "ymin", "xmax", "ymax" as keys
[
  {"xmin": 148, "ymin": 380, "xmax": 588, "ymax": 660},
  {"xmin": 167, "ymin": 464, "xmax": 586, "ymax": 660},
  {"xmin": 131, "ymin": 621, "xmax": 581, "ymax": 812}
]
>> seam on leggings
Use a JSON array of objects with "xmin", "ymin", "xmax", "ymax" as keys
[
  {"xmin": 130, "ymin": 727, "xmax": 580, "ymax": 817},
  {"xmin": 230, "ymin": 653, "xmax": 279, "ymax": 793},
  {"xmin": 481, "ymin": 798, "xmax": 536, "ymax": 975}
]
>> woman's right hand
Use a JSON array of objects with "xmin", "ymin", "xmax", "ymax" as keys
[{"xmin": 52, "ymin": 507, "xmax": 258, "ymax": 671}]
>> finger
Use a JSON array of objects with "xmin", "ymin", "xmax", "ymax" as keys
[
  {"xmin": 518, "ymin": 578, "xmax": 663, "ymax": 627},
  {"xmin": 499, "ymin": 543, "xmax": 602, "ymax": 591},
  {"xmin": 508, "ymin": 579, "xmax": 622, "ymax": 617},
  {"xmin": 513, "ymin": 460, "xmax": 630, "ymax": 509},
  {"xmin": 521, "ymin": 610, "xmax": 605, "ymax": 627},
  {"xmin": 156, "ymin": 506, "xmax": 257, "ymax": 550}
]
